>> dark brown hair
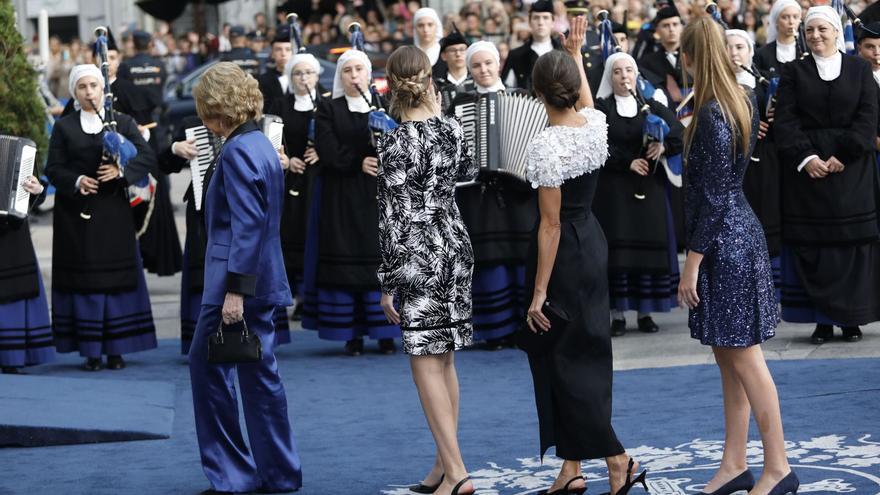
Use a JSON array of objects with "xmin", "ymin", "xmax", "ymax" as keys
[
  {"xmin": 531, "ymin": 50, "xmax": 580, "ymax": 109},
  {"xmin": 385, "ymin": 46, "xmax": 433, "ymax": 120}
]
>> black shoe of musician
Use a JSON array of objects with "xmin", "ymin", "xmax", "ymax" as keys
[
  {"xmin": 485, "ymin": 338, "xmax": 504, "ymax": 351},
  {"xmin": 637, "ymin": 316, "xmax": 660, "ymax": 333},
  {"xmin": 106, "ymin": 355, "xmax": 126, "ymax": 370},
  {"xmin": 344, "ymin": 338, "xmax": 363, "ymax": 356},
  {"xmin": 611, "ymin": 319, "xmax": 627, "ymax": 337},
  {"xmin": 811, "ymin": 324, "xmax": 834, "ymax": 345},
  {"xmin": 841, "ymin": 326, "xmax": 863, "ymax": 342},
  {"xmin": 82, "ymin": 358, "xmax": 104, "ymax": 371},
  {"xmin": 1, "ymin": 366, "xmax": 22, "ymax": 374},
  {"xmin": 289, "ymin": 302, "xmax": 303, "ymax": 322},
  {"xmin": 379, "ymin": 338, "xmax": 397, "ymax": 355}
]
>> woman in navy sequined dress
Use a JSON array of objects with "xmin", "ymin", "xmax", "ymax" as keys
[{"xmin": 677, "ymin": 18, "xmax": 798, "ymax": 495}]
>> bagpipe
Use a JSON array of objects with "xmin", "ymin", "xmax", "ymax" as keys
[
  {"xmin": 348, "ymin": 22, "xmax": 397, "ymax": 148},
  {"xmin": 286, "ymin": 12, "xmax": 316, "ymax": 197},
  {"xmin": 82, "ymin": 26, "xmax": 155, "ymax": 229},
  {"xmin": 597, "ymin": 10, "xmax": 682, "ymax": 195},
  {"xmin": 736, "ymin": 63, "xmax": 776, "ymax": 163}
]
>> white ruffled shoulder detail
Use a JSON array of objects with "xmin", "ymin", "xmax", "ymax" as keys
[{"xmin": 525, "ymin": 107, "xmax": 608, "ymax": 189}]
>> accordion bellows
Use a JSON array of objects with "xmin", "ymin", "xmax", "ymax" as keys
[{"xmin": 525, "ymin": 107, "xmax": 609, "ymax": 189}]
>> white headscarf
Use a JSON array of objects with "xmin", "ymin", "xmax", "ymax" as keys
[
  {"xmin": 725, "ymin": 29, "xmax": 755, "ymax": 57},
  {"xmin": 805, "ymin": 6, "xmax": 846, "ymax": 53},
  {"xmin": 465, "ymin": 41, "xmax": 500, "ymax": 69},
  {"xmin": 413, "ymin": 8, "xmax": 444, "ymax": 49},
  {"xmin": 597, "ymin": 52, "xmax": 638, "ymax": 99},
  {"xmin": 286, "ymin": 52, "xmax": 321, "ymax": 79},
  {"xmin": 68, "ymin": 64, "xmax": 104, "ymax": 111},
  {"xmin": 767, "ymin": 0, "xmax": 801, "ymax": 43},
  {"xmin": 333, "ymin": 49, "xmax": 372, "ymax": 98}
]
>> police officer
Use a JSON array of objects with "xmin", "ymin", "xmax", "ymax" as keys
[
  {"xmin": 118, "ymin": 30, "xmax": 166, "ymax": 118},
  {"xmin": 258, "ymin": 25, "xmax": 292, "ymax": 113},
  {"xmin": 221, "ymin": 25, "xmax": 261, "ymax": 77},
  {"xmin": 564, "ymin": 0, "xmax": 605, "ymax": 96}
]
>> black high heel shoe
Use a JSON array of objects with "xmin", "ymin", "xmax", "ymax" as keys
[
  {"xmin": 409, "ymin": 474, "xmax": 444, "ymax": 494},
  {"xmin": 766, "ymin": 471, "xmax": 799, "ymax": 495},
  {"xmin": 539, "ymin": 475, "xmax": 587, "ymax": 494},
  {"xmin": 450, "ymin": 476, "xmax": 475, "ymax": 495},
  {"xmin": 602, "ymin": 458, "xmax": 648, "ymax": 495},
  {"xmin": 698, "ymin": 470, "xmax": 755, "ymax": 495}
]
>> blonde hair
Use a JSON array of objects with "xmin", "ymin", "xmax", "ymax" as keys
[
  {"xmin": 680, "ymin": 17, "xmax": 752, "ymax": 154},
  {"xmin": 385, "ymin": 46, "xmax": 433, "ymax": 121},
  {"xmin": 193, "ymin": 62, "xmax": 263, "ymax": 130}
]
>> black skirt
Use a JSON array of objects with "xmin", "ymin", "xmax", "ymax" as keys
[
  {"xmin": 525, "ymin": 172, "xmax": 624, "ymax": 461},
  {"xmin": 743, "ymin": 136, "xmax": 782, "ymax": 257}
]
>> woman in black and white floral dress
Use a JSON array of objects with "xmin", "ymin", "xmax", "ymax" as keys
[{"xmin": 377, "ymin": 46, "xmax": 478, "ymax": 495}]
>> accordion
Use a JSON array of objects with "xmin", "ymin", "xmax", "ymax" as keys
[
  {"xmin": 451, "ymin": 91, "xmax": 548, "ymax": 183},
  {"xmin": 0, "ymin": 135, "xmax": 37, "ymax": 220},
  {"xmin": 185, "ymin": 115, "xmax": 284, "ymax": 211}
]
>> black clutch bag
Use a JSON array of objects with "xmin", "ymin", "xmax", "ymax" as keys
[
  {"xmin": 514, "ymin": 299, "xmax": 571, "ymax": 355},
  {"xmin": 208, "ymin": 320, "xmax": 262, "ymax": 364}
]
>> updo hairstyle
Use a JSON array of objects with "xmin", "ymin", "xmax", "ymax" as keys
[
  {"xmin": 385, "ymin": 46, "xmax": 434, "ymax": 120},
  {"xmin": 531, "ymin": 50, "xmax": 581, "ymax": 109}
]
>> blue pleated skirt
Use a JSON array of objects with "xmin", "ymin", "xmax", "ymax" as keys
[
  {"xmin": 0, "ymin": 275, "xmax": 55, "ymax": 367},
  {"xmin": 780, "ymin": 246, "xmax": 839, "ymax": 326},
  {"xmin": 609, "ymin": 190, "xmax": 679, "ymax": 313},
  {"xmin": 471, "ymin": 264, "xmax": 525, "ymax": 341},
  {"xmin": 52, "ymin": 254, "xmax": 158, "ymax": 358},
  {"xmin": 301, "ymin": 176, "xmax": 322, "ymax": 331}
]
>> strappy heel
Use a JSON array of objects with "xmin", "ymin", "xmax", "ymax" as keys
[
  {"xmin": 409, "ymin": 474, "xmax": 444, "ymax": 493},
  {"xmin": 450, "ymin": 476, "xmax": 475, "ymax": 495},
  {"xmin": 540, "ymin": 475, "xmax": 587, "ymax": 494},
  {"xmin": 602, "ymin": 458, "xmax": 649, "ymax": 495}
]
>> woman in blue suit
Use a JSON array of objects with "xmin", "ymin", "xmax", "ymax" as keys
[{"xmin": 189, "ymin": 62, "xmax": 301, "ymax": 495}]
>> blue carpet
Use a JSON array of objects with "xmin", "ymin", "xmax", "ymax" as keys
[
  {"xmin": 0, "ymin": 375, "xmax": 175, "ymax": 447},
  {"xmin": 0, "ymin": 332, "xmax": 878, "ymax": 495}
]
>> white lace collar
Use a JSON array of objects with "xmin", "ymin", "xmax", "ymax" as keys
[
  {"xmin": 776, "ymin": 40, "xmax": 796, "ymax": 63},
  {"xmin": 614, "ymin": 94, "xmax": 638, "ymax": 118},
  {"xmin": 814, "ymin": 52, "xmax": 842, "ymax": 81},
  {"xmin": 80, "ymin": 109, "xmax": 105, "ymax": 135},
  {"xmin": 345, "ymin": 94, "xmax": 371, "ymax": 113},
  {"xmin": 476, "ymin": 80, "xmax": 505, "ymax": 93},
  {"xmin": 736, "ymin": 70, "xmax": 756, "ymax": 88},
  {"xmin": 525, "ymin": 107, "xmax": 608, "ymax": 189},
  {"xmin": 294, "ymin": 90, "xmax": 317, "ymax": 111}
]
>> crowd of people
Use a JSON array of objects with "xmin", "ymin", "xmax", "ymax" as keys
[{"xmin": 3, "ymin": 0, "xmax": 880, "ymax": 493}]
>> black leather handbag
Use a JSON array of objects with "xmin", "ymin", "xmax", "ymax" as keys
[
  {"xmin": 514, "ymin": 299, "xmax": 571, "ymax": 355},
  {"xmin": 208, "ymin": 320, "xmax": 262, "ymax": 364}
]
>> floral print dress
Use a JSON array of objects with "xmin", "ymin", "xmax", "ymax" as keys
[{"xmin": 376, "ymin": 115, "xmax": 479, "ymax": 355}]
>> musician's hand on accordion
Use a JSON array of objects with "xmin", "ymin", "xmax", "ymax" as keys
[
  {"xmin": 278, "ymin": 147, "xmax": 291, "ymax": 171},
  {"xmin": 362, "ymin": 156, "xmax": 379, "ymax": 177},
  {"xmin": 630, "ymin": 158, "xmax": 650, "ymax": 176},
  {"xmin": 172, "ymin": 138, "xmax": 199, "ymax": 160},
  {"xmin": 645, "ymin": 142, "xmax": 665, "ymax": 161},
  {"xmin": 303, "ymin": 147, "xmax": 319, "ymax": 165},
  {"xmin": 21, "ymin": 176, "xmax": 43, "ymax": 196},
  {"xmin": 97, "ymin": 163, "xmax": 121, "ymax": 183}
]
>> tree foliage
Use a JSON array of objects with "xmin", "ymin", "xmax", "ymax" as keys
[{"xmin": 0, "ymin": 0, "xmax": 49, "ymax": 167}]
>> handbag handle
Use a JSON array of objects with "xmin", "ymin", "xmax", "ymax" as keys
[{"xmin": 215, "ymin": 319, "xmax": 249, "ymax": 344}]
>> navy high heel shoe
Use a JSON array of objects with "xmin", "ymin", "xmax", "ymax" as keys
[
  {"xmin": 698, "ymin": 470, "xmax": 755, "ymax": 495},
  {"xmin": 766, "ymin": 471, "xmax": 799, "ymax": 495}
]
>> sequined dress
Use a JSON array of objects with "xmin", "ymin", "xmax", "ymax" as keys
[{"xmin": 684, "ymin": 99, "xmax": 777, "ymax": 347}]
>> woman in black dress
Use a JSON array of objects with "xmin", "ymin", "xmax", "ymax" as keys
[
  {"xmin": 0, "ymin": 174, "xmax": 54, "ymax": 374},
  {"xmin": 775, "ymin": 6, "xmax": 880, "ymax": 342},
  {"xmin": 593, "ymin": 52, "xmax": 685, "ymax": 337},
  {"xmin": 46, "ymin": 64, "xmax": 158, "ymax": 371},
  {"xmin": 524, "ymin": 17, "xmax": 645, "ymax": 495},
  {"xmin": 308, "ymin": 48, "xmax": 398, "ymax": 355},
  {"xmin": 270, "ymin": 52, "xmax": 325, "ymax": 319}
]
